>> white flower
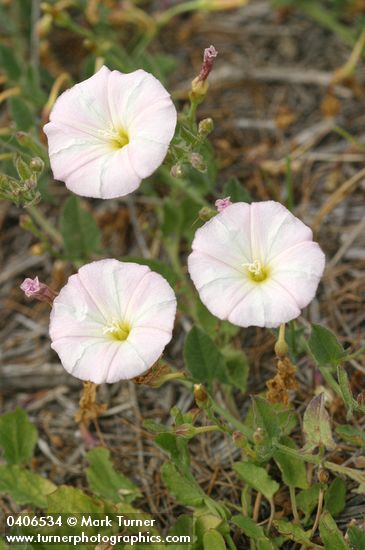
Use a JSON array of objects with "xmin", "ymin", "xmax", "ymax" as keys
[
  {"xmin": 44, "ymin": 66, "xmax": 177, "ymax": 199},
  {"xmin": 49, "ymin": 259, "xmax": 177, "ymax": 383},
  {"xmin": 188, "ymin": 201, "xmax": 325, "ymax": 328}
]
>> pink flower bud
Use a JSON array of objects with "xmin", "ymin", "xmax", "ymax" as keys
[
  {"xmin": 197, "ymin": 45, "xmax": 218, "ymax": 83},
  {"xmin": 20, "ymin": 277, "xmax": 57, "ymax": 304},
  {"xmin": 215, "ymin": 196, "xmax": 232, "ymax": 212}
]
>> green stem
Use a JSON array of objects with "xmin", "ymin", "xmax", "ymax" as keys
[
  {"xmin": 333, "ymin": 126, "xmax": 365, "ymax": 152},
  {"xmin": 318, "ymin": 365, "xmax": 341, "ymax": 396},
  {"xmin": 160, "ymin": 167, "xmax": 208, "ymax": 206},
  {"xmin": 225, "ymin": 533, "xmax": 237, "ymax": 550},
  {"xmin": 188, "ymin": 99, "xmax": 199, "ymax": 125},
  {"xmin": 27, "ymin": 205, "xmax": 63, "ymax": 247},
  {"xmin": 275, "ymin": 443, "xmax": 321, "ymax": 465},
  {"xmin": 210, "ymin": 399, "xmax": 252, "ymax": 437},
  {"xmin": 324, "ymin": 460, "xmax": 365, "ymax": 485},
  {"xmin": 289, "ymin": 486, "xmax": 300, "ymax": 524},
  {"xmin": 156, "ymin": 0, "xmax": 206, "ymax": 27},
  {"xmin": 345, "ymin": 343, "xmax": 365, "ymax": 361},
  {"xmin": 194, "ymin": 425, "xmax": 221, "ymax": 434}
]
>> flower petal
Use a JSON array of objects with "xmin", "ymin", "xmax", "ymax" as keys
[
  {"xmin": 188, "ymin": 200, "xmax": 325, "ymax": 328},
  {"xmin": 191, "ymin": 203, "xmax": 252, "ymax": 268},
  {"xmin": 44, "ymin": 66, "xmax": 177, "ymax": 199},
  {"xmin": 270, "ymin": 241, "xmax": 325, "ymax": 308},
  {"xmin": 227, "ymin": 280, "xmax": 301, "ymax": 328},
  {"xmin": 126, "ymin": 138, "xmax": 170, "ymax": 179},
  {"xmin": 128, "ymin": 99, "xmax": 177, "ymax": 145},
  {"xmin": 45, "ymin": 66, "xmax": 111, "ymax": 133},
  {"xmin": 249, "ymin": 201, "xmax": 313, "ymax": 263},
  {"xmin": 49, "ymin": 260, "xmax": 177, "ymax": 383}
]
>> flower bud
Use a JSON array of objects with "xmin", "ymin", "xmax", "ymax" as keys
[
  {"xmin": 357, "ymin": 390, "xmax": 365, "ymax": 407},
  {"xmin": 29, "ymin": 157, "xmax": 44, "ymax": 173},
  {"xmin": 354, "ymin": 456, "xmax": 365, "ymax": 468},
  {"xmin": 196, "ymin": 45, "xmax": 218, "ymax": 83},
  {"xmin": 198, "ymin": 118, "xmax": 214, "ymax": 137},
  {"xmin": 232, "ymin": 431, "xmax": 247, "ymax": 448},
  {"xmin": 175, "ymin": 424, "xmax": 196, "ymax": 438},
  {"xmin": 20, "ymin": 277, "xmax": 57, "ymax": 305},
  {"xmin": 190, "ymin": 152, "xmax": 207, "ymax": 172},
  {"xmin": 253, "ymin": 427, "xmax": 265, "ymax": 444},
  {"xmin": 190, "ymin": 46, "xmax": 218, "ymax": 102},
  {"xmin": 170, "ymin": 164, "xmax": 184, "ymax": 178},
  {"xmin": 190, "ymin": 78, "xmax": 209, "ymax": 102},
  {"xmin": 317, "ymin": 467, "xmax": 329, "ymax": 484},
  {"xmin": 24, "ymin": 177, "xmax": 37, "ymax": 190},
  {"xmin": 199, "ymin": 206, "xmax": 216, "ymax": 221},
  {"xmin": 194, "ymin": 384, "xmax": 209, "ymax": 408},
  {"xmin": 37, "ymin": 13, "xmax": 53, "ymax": 37},
  {"xmin": 14, "ymin": 156, "xmax": 31, "ymax": 181},
  {"xmin": 31, "ymin": 243, "xmax": 46, "ymax": 256},
  {"xmin": 215, "ymin": 197, "xmax": 232, "ymax": 212},
  {"xmin": 19, "ymin": 215, "xmax": 32, "ymax": 230}
]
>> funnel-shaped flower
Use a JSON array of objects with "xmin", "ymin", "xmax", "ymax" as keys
[
  {"xmin": 49, "ymin": 260, "xmax": 177, "ymax": 383},
  {"xmin": 44, "ymin": 66, "xmax": 177, "ymax": 199},
  {"xmin": 188, "ymin": 201, "xmax": 325, "ymax": 328}
]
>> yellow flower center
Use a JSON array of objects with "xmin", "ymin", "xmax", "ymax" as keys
[
  {"xmin": 103, "ymin": 320, "xmax": 131, "ymax": 341},
  {"xmin": 243, "ymin": 259, "xmax": 269, "ymax": 283},
  {"xmin": 99, "ymin": 126, "xmax": 129, "ymax": 150}
]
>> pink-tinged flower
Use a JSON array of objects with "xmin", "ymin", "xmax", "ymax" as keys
[
  {"xmin": 20, "ymin": 277, "xmax": 57, "ymax": 304},
  {"xmin": 215, "ymin": 196, "xmax": 232, "ymax": 212},
  {"xmin": 188, "ymin": 201, "xmax": 325, "ymax": 328},
  {"xmin": 44, "ymin": 66, "xmax": 177, "ymax": 199},
  {"xmin": 49, "ymin": 259, "xmax": 176, "ymax": 383},
  {"xmin": 197, "ymin": 45, "xmax": 218, "ymax": 83},
  {"xmin": 21, "ymin": 276, "xmax": 41, "ymax": 297}
]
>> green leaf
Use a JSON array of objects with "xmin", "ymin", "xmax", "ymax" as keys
[
  {"xmin": 155, "ymin": 432, "xmax": 187, "ymax": 462},
  {"xmin": 86, "ymin": 447, "xmax": 141, "ymax": 504},
  {"xmin": 232, "ymin": 516, "xmax": 276, "ymax": 550},
  {"xmin": 324, "ymin": 478, "xmax": 346, "ymax": 518},
  {"xmin": 273, "ymin": 520, "xmax": 315, "ymax": 547},
  {"xmin": 168, "ymin": 515, "xmax": 193, "ymax": 550},
  {"xmin": 47, "ymin": 486, "xmax": 104, "ymax": 513},
  {"xmin": 161, "ymin": 462, "xmax": 205, "ymax": 507},
  {"xmin": 308, "ymin": 325, "xmax": 345, "ymax": 367},
  {"xmin": 203, "ymin": 529, "xmax": 226, "ymax": 550},
  {"xmin": 196, "ymin": 514, "xmax": 224, "ymax": 540},
  {"xmin": 60, "ymin": 195, "xmax": 101, "ymax": 260},
  {"xmin": 233, "ymin": 462, "xmax": 279, "ymax": 501},
  {"xmin": 0, "ymin": 44, "xmax": 21, "ymax": 80},
  {"xmin": 184, "ymin": 327, "xmax": 228, "ymax": 384},
  {"xmin": 253, "ymin": 398, "xmax": 296, "ymax": 441},
  {"xmin": 0, "ymin": 538, "xmax": 8, "ymax": 550},
  {"xmin": 121, "ymin": 256, "xmax": 178, "ymax": 286},
  {"xmin": 0, "ymin": 408, "xmax": 37, "ymax": 465},
  {"xmin": 319, "ymin": 511, "xmax": 350, "ymax": 550},
  {"xmin": 337, "ymin": 367, "xmax": 356, "ymax": 418},
  {"xmin": 347, "ymin": 526, "xmax": 365, "ymax": 550},
  {"xmin": 223, "ymin": 177, "xmax": 252, "ymax": 203},
  {"xmin": 273, "ymin": 437, "xmax": 309, "ymax": 489},
  {"xmin": 0, "ymin": 465, "xmax": 55, "ymax": 508},
  {"xmin": 196, "ymin": 300, "xmax": 219, "ymax": 337},
  {"xmin": 297, "ymin": 483, "xmax": 321, "ymax": 522},
  {"xmin": 161, "ymin": 200, "xmax": 183, "ymax": 240},
  {"xmin": 143, "ymin": 420, "xmax": 170, "ymax": 434},
  {"xmin": 253, "ymin": 397, "xmax": 280, "ymax": 440},
  {"xmin": 9, "ymin": 97, "xmax": 34, "ymax": 132},
  {"xmin": 303, "ymin": 393, "xmax": 335, "ymax": 451},
  {"xmin": 336, "ymin": 425, "xmax": 365, "ymax": 448}
]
